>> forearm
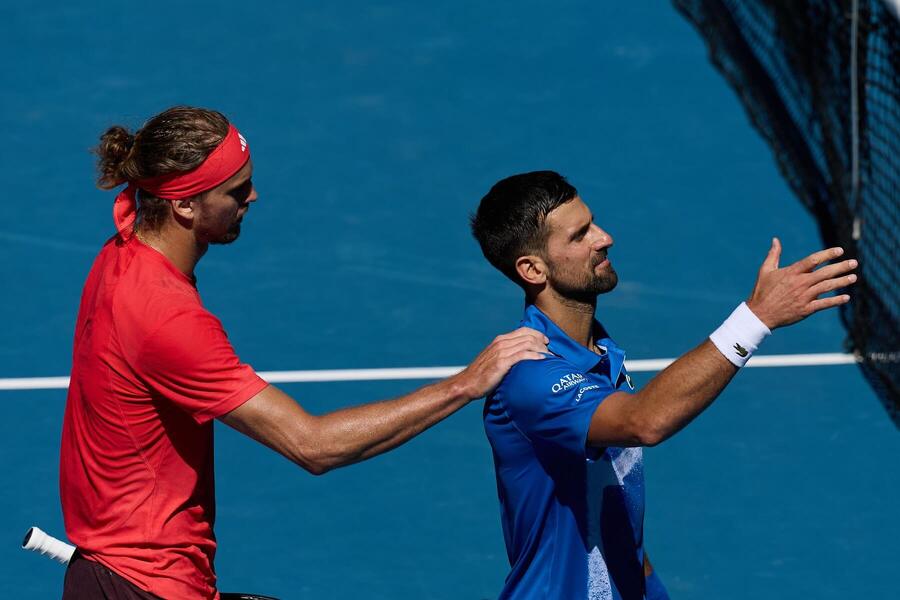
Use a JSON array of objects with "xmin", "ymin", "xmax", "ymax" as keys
[
  {"xmin": 632, "ymin": 339, "xmax": 738, "ymax": 445},
  {"xmin": 222, "ymin": 326, "xmax": 548, "ymax": 474},
  {"xmin": 223, "ymin": 377, "xmax": 472, "ymax": 475},
  {"xmin": 287, "ymin": 327, "xmax": 547, "ymax": 471},
  {"xmin": 590, "ymin": 242, "xmax": 856, "ymax": 449},
  {"xmin": 308, "ymin": 375, "xmax": 471, "ymax": 470}
]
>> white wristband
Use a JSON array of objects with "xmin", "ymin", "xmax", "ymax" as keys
[{"xmin": 709, "ymin": 302, "xmax": 771, "ymax": 367}]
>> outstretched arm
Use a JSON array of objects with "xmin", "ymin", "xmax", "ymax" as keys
[
  {"xmin": 219, "ymin": 327, "xmax": 548, "ymax": 474},
  {"xmin": 588, "ymin": 239, "xmax": 858, "ymax": 448}
]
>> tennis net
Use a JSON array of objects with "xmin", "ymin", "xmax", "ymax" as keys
[{"xmin": 672, "ymin": 0, "xmax": 899, "ymax": 426}]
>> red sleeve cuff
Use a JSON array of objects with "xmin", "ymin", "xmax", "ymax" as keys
[{"xmin": 193, "ymin": 375, "xmax": 270, "ymax": 424}]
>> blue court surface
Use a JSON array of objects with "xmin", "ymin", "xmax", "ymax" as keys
[{"xmin": 1, "ymin": 1, "xmax": 897, "ymax": 598}]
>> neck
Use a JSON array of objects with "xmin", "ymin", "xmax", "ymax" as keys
[
  {"xmin": 135, "ymin": 222, "xmax": 207, "ymax": 277},
  {"xmin": 532, "ymin": 289, "xmax": 597, "ymax": 348}
]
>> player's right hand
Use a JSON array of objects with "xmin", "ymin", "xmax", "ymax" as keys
[
  {"xmin": 746, "ymin": 237, "xmax": 858, "ymax": 329},
  {"xmin": 454, "ymin": 327, "xmax": 549, "ymax": 400}
]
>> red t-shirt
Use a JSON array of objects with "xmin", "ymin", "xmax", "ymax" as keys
[{"xmin": 60, "ymin": 235, "xmax": 269, "ymax": 599}]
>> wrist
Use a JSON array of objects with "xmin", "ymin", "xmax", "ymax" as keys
[
  {"xmin": 441, "ymin": 370, "xmax": 478, "ymax": 404},
  {"xmin": 745, "ymin": 299, "xmax": 775, "ymax": 329},
  {"xmin": 709, "ymin": 301, "xmax": 772, "ymax": 367}
]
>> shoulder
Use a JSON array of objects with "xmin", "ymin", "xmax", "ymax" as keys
[
  {"xmin": 495, "ymin": 355, "xmax": 587, "ymax": 405},
  {"xmin": 502, "ymin": 354, "xmax": 576, "ymax": 383},
  {"xmin": 133, "ymin": 305, "xmax": 234, "ymax": 377},
  {"xmin": 143, "ymin": 304, "xmax": 223, "ymax": 347},
  {"xmin": 114, "ymin": 288, "xmax": 206, "ymax": 341},
  {"xmin": 114, "ymin": 278, "xmax": 218, "ymax": 358},
  {"xmin": 113, "ymin": 253, "xmax": 203, "ymax": 330}
]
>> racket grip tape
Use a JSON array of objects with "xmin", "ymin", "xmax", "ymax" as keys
[{"xmin": 22, "ymin": 526, "xmax": 76, "ymax": 564}]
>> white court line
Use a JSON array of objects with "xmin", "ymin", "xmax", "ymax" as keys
[{"xmin": 0, "ymin": 353, "xmax": 859, "ymax": 392}]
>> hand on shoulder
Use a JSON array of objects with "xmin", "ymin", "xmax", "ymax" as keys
[{"xmin": 451, "ymin": 327, "xmax": 549, "ymax": 400}]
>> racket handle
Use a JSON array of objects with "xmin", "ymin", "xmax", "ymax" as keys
[{"xmin": 22, "ymin": 526, "xmax": 76, "ymax": 564}]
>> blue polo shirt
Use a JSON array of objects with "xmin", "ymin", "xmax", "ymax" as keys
[{"xmin": 485, "ymin": 305, "xmax": 664, "ymax": 600}]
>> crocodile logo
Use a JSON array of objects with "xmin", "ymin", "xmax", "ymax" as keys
[{"xmin": 733, "ymin": 343, "xmax": 749, "ymax": 358}]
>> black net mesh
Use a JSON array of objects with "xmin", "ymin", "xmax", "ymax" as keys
[{"xmin": 672, "ymin": 0, "xmax": 899, "ymax": 426}]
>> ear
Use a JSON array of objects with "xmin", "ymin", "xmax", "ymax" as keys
[
  {"xmin": 515, "ymin": 254, "xmax": 548, "ymax": 286},
  {"xmin": 170, "ymin": 197, "xmax": 195, "ymax": 221}
]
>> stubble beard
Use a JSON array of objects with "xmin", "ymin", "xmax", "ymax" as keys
[
  {"xmin": 205, "ymin": 216, "xmax": 243, "ymax": 245},
  {"xmin": 209, "ymin": 223, "xmax": 241, "ymax": 245},
  {"xmin": 548, "ymin": 258, "xmax": 619, "ymax": 304}
]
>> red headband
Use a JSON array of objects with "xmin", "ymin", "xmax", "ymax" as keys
[{"xmin": 113, "ymin": 124, "xmax": 250, "ymax": 239}]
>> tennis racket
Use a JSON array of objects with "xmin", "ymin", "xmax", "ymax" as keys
[{"xmin": 22, "ymin": 526, "xmax": 280, "ymax": 599}]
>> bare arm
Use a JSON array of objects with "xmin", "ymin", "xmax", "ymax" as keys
[
  {"xmin": 589, "ymin": 239, "xmax": 858, "ymax": 447},
  {"xmin": 220, "ymin": 327, "xmax": 548, "ymax": 474}
]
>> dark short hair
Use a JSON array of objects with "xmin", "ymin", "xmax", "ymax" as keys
[{"xmin": 470, "ymin": 170, "xmax": 577, "ymax": 285}]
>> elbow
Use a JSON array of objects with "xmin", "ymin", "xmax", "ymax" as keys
[
  {"xmin": 636, "ymin": 427, "xmax": 665, "ymax": 447},
  {"xmin": 629, "ymin": 412, "xmax": 667, "ymax": 447},
  {"xmin": 289, "ymin": 438, "xmax": 339, "ymax": 476},
  {"xmin": 303, "ymin": 460, "xmax": 332, "ymax": 476},
  {"xmin": 294, "ymin": 450, "xmax": 336, "ymax": 476},
  {"xmin": 285, "ymin": 419, "xmax": 343, "ymax": 476}
]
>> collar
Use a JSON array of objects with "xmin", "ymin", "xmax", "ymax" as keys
[{"xmin": 521, "ymin": 304, "xmax": 626, "ymax": 381}]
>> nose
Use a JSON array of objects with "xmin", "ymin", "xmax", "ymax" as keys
[
  {"xmin": 246, "ymin": 185, "xmax": 259, "ymax": 204},
  {"xmin": 590, "ymin": 224, "xmax": 614, "ymax": 249}
]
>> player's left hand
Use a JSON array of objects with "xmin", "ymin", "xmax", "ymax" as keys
[{"xmin": 746, "ymin": 238, "xmax": 858, "ymax": 329}]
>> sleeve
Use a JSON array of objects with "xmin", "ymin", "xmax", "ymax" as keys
[
  {"xmin": 499, "ymin": 360, "xmax": 615, "ymax": 458},
  {"xmin": 136, "ymin": 307, "xmax": 269, "ymax": 424}
]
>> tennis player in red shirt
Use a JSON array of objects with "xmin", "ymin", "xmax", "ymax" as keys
[{"xmin": 59, "ymin": 106, "xmax": 548, "ymax": 599}]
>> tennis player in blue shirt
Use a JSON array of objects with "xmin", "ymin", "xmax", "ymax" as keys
[{"xmin": 470, "ymin": 171, "xmax": 858, "ymax": 599}]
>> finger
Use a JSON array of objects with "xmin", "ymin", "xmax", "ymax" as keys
[
  {"xmin": 498, "ymin": 338, "xmax": 549, "ymax": 359},
  {"xmin": 509, "ymin": 350, "xmax": 546, "ymax": 363},
  {"xmin": 495, "ymin": 351, "xmax": 547, "ymax": 374},
  {"xmin": 807, "ymin": 274, "xmax": 857, "ymax": 298},
  {"xmin": 516, "ymin": 328, "xmax": 549, "ymax": 345},
  {"xmin": 489, "ymin": 337, "xmax": 544, "ymax": 355},
  {"xmin": 761, "ymin": 237, "xmax": 781, "ymax": 272},
  {"xmin": 479, "ymin": 350, "xmax": 547, "ymax": 396},
  {"xmin": 806, "ymin": 294, "xmax": 851, "ymax": 314},
  {"xmin": 794, "ymin": 246, "xmax": 844, "ymax": 273},
  {"xmin": 809, "ymin": 258, "xmax": 858, "ymax": 283}
]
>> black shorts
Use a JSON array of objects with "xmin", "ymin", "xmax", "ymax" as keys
[
  {"xmin": 62, "ymin": 552, "xmax": 159, "ymax": 599},
  {"xmin": 61, "ymin": 551, "xmax": 280, "ymax": 600}
]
